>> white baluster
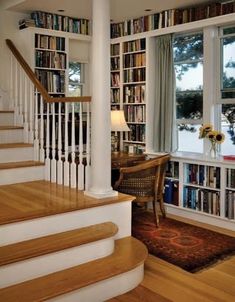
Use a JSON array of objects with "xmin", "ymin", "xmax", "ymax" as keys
[
  {"xmin": 14, "ymin": 62, "xmax": 19, "ymax": 124},
  {"xmin": 70, "ymin": 103, "xmax": 77, "ymax": 188},
  {"xmin": 40, "ymin": 95, "xmax": 45, "ymax": 162},
  {"xmin": 45, "ymin": 103, "xmax": 51, "ymax": 181},
  {"xmin": 23, "ymin": 73, "xmax": 29, "ymax": 142},
  {"xmin": 29, "ymin": 82, "xmax": 34, "ymax": 143},
  {"xmin": 78, "ymin": 103, "xmax": 84, "ymax": 190},
  {"xmin": 57, "ymin": 102, "xmax": 63, "ymax": 184},
  {"xmin": 51, "ymin": 103, "xmax": 57, "ymax": 182},
  {"xmin": 34, "ymin": 89, "xmax": 39, "ymax": 161},
  {"xmin": 85, "ymin": 102, "xmax": 91, "ymax": 191},
  {"xmin": 18, "ymin": 68, "xmax": 23, "ymax": 125},
  {"xmin": 64, "ymin": 103, "xmax": 70, "ymax": 186},
  {"xmin": 10, "ymin": 54, "xmax": 14, "ymax": 110}
]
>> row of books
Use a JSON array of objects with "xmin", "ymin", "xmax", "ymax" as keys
[
  {"xmin": 111, "ymin": 57, "xmax": 120, "ymax": 71},
  {"xmin": 31, "ymin": 11, "xmax": 90, "ymax": 35},
  {"xmin": 124, "ymin": 105, "xmax": 146, "ymax": 123},
  {"xmin": 35, "ymin": 34, "xmax": 65, "ymax": 51},
  {"xmin": 123, "ymin": 53, "xmax": 146, "ymax": 69},
  {"xmin": 123, "ymin": 39, "xmax": 146, "ymax": 53},
  {"xmin": 35, "ymin": 70, "xmax": 65, "ymax": 93},
  {"xmin": 183, "ymin": 187, "xmax": 220, "ymax": 216},
  {"xmin": 226, "ymin": 190, "xmax": 235, "ymax": 219},
  {"xmin": 110, "ymin": 73, "xmax": 120, "ymax": 87},
  {"xmin": 227, "ymin": 168, "xmax": 235, "ymax": 188},
  {"xmin": 110, "ymin": 89, "xmax": 120, "ymax": 104},
  {"xmin": 111, "ymin": 1, "xmax": 235, "ymax": 38},
  {"xmin": 123, "ymin": 85, "xmax": 145, "ymax": 104},
  {"xmin": 124, "ymin": 124, "xmax": 145, "ymax": 142},
  {"xmin": 165, "ymin": 161, "xmax": 179, "ymax": 179},
  {"xmin": 123, "ymin": 68, "xmax": 146, "ymax": 83},
  {"xmin": 110, "ymin": 44, "xmax": 120, "ymax": 56},
  {"xmin": 184, "ymin": 164, "xmax": 220, "ymax": 189},
  {"xmin": 35, "ymin": 50, "xmax": 66, "ymax": 69},
  {"xmin": 164, "ymin": 179, "xmax": 179, "ymax": 206}
]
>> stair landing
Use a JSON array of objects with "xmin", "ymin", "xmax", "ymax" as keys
[{"xmin": 0, "ymin": 181, "xmax": 134, "ymax": 225}]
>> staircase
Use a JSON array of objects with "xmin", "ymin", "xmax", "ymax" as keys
[{"xmin": 0, "ymin": 95, "xmax": 147, "ymax": 301}]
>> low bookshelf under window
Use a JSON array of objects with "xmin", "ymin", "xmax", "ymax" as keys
[{"xmin": 148, "ymin": 152, "xmax": 235, "ymax": 230}]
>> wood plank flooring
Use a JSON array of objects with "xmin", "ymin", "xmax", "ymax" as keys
[
  {"xmin": 108, "ymin": 216, "xmax": 235, "ymax": 302},
  {"xmin": 0, "ymin": 180, "xmax": 134, "ymax": 225}
]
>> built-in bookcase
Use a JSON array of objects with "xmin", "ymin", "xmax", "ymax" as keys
[
  {"xmin": 110, "ymin": 43, "xmax": 121, "ymax": 110},
  {"xmin": 226, "ymin": 168, "xmax": 235, "ymax": 219},
  {"xmin": 183, "ymin": 163, "xmax": 221, "ymax": 216},
  {"xmin": 154, "ymin": 153, "xmax": 235, "ymax": 229},
  {"xmin": 110, "ymin": 38, "xmax": 146, "ymax": 154},
  {"xmin": 35, "ymin": 34, "xmax": 66, "ymax": 95}
]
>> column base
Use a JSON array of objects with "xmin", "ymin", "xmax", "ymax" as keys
[{"xmin": 85, "ymin": 188, "xmax": 118, "ymax": 199}]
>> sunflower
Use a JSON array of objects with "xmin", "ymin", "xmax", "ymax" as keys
[
  {"xmin": 199, "ymin": 124, "xmax": 213, "ymax": 139},
  {"xmin": 215, "ymin": 132, "xmax": 225, "ymax": 144}
]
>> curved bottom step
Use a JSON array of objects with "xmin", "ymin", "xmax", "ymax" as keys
[{"xmin": 0, "ymin": 237, "xmax": 148, "ymax": 302}]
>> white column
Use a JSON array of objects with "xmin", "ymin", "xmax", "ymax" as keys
[{"xmin": 85, "ymin": 0, "xmax": 117, "ymax": 198}]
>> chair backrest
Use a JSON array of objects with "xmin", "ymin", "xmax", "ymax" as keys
[{"xmin": 114, "ymin": 154, "xmax": 170, "ymax": 201}]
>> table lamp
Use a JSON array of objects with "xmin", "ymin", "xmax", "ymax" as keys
[{"xmin": 111, "ymin": 110, "xmax": 130, "ymax": 153}]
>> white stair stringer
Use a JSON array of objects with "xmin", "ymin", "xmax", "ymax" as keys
[
  {"xmin": 0, "ymin": 146, "xmax": 34, "ymax": 163},
  {"xmin": 0, "ymin": 165, "xmax": 44, "ymax": 185},
  {"xmin": 0, "ymin": 201, "xmax": 132, "ymax": 246},
  {"xmin": 48, "ymin": 265, "xmax": 144, "ymax": 302},
  {"xmin": 0, "ymin": 112, "xmax": 14, "ymax": 126},
  {"xmin": 0, "ymin": 128, "xmax": 24, "ymax": 143},
  {"xmin": 0, "ymin": 237, "xmax": 115, "ymax": 288}
]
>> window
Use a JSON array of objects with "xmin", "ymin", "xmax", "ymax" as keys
[
  {"xmin": 219, "ymin": 26, "xmax": 235, "ymax": 155},
  {"xmin": 173, "ymin": 33, "xmax": 203, "ymax": 152},
  {"xmin": 68, "ymin": 62, "xmax": 84, "ymax": 97}
]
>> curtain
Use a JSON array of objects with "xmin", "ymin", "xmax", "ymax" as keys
[{"xmin": 153, "ymin": 34, "xmax": 177, "ymax": 153}]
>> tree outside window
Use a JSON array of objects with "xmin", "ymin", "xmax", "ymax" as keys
[{"xmin": 173, "ymin": 33, "xmax": 203, "ymax": 153}]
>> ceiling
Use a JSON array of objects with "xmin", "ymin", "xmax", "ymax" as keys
[{"xmin": 2, "ymin": 0, "xmax": 214, "ymax": 22}]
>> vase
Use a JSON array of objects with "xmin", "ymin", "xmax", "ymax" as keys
[{"xmin": 210, "ymin": 142, "xmax": 218, "ymax": 159}]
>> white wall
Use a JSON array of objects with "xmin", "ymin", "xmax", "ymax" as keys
[{"xmin": 0, "ymin": 10, "xmax": 29, "ymax": 90}]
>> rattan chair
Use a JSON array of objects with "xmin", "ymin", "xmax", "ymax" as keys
[{"xmin": 114, "ymin": 154, "xmax": 170, "ymax": 226}]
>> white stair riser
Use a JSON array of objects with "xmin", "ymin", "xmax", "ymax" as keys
[
  {"xmin": 0, "ymin": 166, "xmax": 44, "ymax": 185},
  {"xmin": 0, "ymin": 202, "xmax": 132, "ymax": 246},
  {"xmin": 0, "ymin": 238, "xmax": 115, "ymax": 288},
  {"xmin": 48, "ymin": 265, "xmax": 144, "ymax": 302},
  {"xmin": 0, "ymin": 113, "xmax": 14, "ymax": 125},
  {"xmin": 0, "ymin": 129, "xmax": 23, "ymax": 143},
  {"xmin": 0, "ymin": 147, "xmax": 34, "ymax": 163}
]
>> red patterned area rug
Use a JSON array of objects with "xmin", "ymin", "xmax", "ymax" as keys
[{"xmin": 132, "ymin": 209, "xmax": 235, "ymax": 273}]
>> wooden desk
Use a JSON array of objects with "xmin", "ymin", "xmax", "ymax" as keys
[
  {"xmin": 111, "ymin": 152, "xmax": 146, "ymax": 186},
  {"xmin": 111, "ymin": 152, "xmax": 146, "ymax": 169}
]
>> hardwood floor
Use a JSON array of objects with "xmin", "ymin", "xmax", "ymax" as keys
[{"xmin": 108, "ymin": 216, "xmax": 235, "ymax": 302}]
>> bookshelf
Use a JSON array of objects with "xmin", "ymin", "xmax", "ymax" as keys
[
  {"xmin": 35, "ymin": 33, "xmax": 66, "ymax": 95},
  {"xmin": 226, "ymin": 168, "xmax": 235, "ymax": 219},
  {"xmin": 110, "ymin": 43, "xmax": 121, "ymax": 110},
  {"xmin": 151, "ymin": 152, "xmax": 235, "ymax": 230},
  {"xmin": 110, "ymin": 1, "xmax": 235, "ymax": 38},
  {"xmin": 110, "ymin": 38, "xmax": 146, "ymax": 154}
]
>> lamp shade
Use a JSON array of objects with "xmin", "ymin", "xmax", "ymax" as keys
[{"xmin": 111, "ymin": 110, "xmax": 130, "ymax": 132}]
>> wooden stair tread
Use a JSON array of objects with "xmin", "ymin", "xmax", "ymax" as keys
[
  {"xmin": 0, "ymin": 111, "xmax": 14, "ymax": 113},
  {"xmin": 0, "ymin": 126, "xmax": 23, "ymax": 130},
  {"xmin": 0, "ymin": 237, "xmax": 148, "ymax": 302},
  {"xmin": 0, "ymin": 143, "xmax": 33, "ymax": 149},
  {"xmin": 0, "ymin": 161, "xmax": 44, "ymax": 170},
  {"xmin": 0, "ymin": 222, "xmax": 118, "ymax": 266}
]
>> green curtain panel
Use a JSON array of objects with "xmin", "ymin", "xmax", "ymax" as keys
[{"xmin": 153, "ymin": 34, "xmax": 177, "ymax": 152}]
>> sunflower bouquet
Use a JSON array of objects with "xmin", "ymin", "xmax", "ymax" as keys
[{"xmin": 199, "ymin": 124, "xmax": 225, "ymax": 158}]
